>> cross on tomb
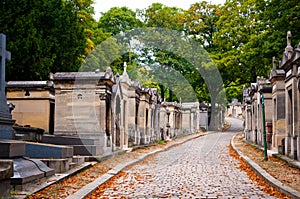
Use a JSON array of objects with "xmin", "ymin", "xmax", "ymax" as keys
[
  {"xmin": 287, "ymin": 31, "xmax": 292, "ymax": 47},
  {"xmin": 123, "ymin": 62, "xmax": 127, "ymax": 73},
  {"xmin": 0, "ymin": 34, "xmax": 11, "ymax": 91}
]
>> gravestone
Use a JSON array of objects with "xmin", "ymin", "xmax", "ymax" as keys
[
  {"xmin": 0, "ymin": 33, "xmax": 15, "ymax": 139},
  {"xmin": 0, "ymin": 34, "xmax": 55, "ymax": 194},
  {"xmin": 0, "ymin": 33, "xmax": 14, "ymax": 199}
]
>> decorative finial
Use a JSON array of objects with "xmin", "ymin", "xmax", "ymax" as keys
[
  {"xmin": 287, "ymin": 31, "xmax": 292, "ymax": 47},
  {"xmin": 272, "ymin": 56, "xmax": 276, "ymax": 70},
  {"xmin": 123, "ymin": 62, "xmax": 127, "ymax": 74}
]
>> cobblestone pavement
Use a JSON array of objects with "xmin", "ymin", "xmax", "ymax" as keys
[{"xmin": 97, "ymin": 118, "xmax": 276, "ymax": 198}]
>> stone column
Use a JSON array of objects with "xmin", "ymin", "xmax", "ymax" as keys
[{"xmin": 0, "ymin": 34, "xmax": 15, "ymax": 139}]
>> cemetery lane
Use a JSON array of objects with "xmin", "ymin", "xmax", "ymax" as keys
[{"xmin": 88, "ymin": 119, "xmax": 277, "ymax": 198}]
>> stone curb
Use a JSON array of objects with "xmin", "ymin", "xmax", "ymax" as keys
[
  {"xmin": 66, "ymin": 132, "xmax": 208, "ymax": 199},
  {"xmin": 231, "ymin": 134, "xmax": 300, "ymax": 199}
]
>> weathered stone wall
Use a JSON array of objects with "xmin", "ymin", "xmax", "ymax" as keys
[{"xmin": 6, "ymin": 81, "xmax": 54, "ymax": 133}]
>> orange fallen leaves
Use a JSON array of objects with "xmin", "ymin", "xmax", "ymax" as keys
[
  {"xmin": 87, "ymin": 171, "xmax": 127, "ymax": 199},
  {"xmin": 229, "ymin": 144, "xmax": 290, "ymax": 199},
  {"xmin": 27, "ymin": 165, "xmax": 110, "ymax": 199}
]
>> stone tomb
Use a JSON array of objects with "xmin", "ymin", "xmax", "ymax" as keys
[
  {"xmin": 125, "ymin": 78, "xmax": 162, "ymax": 146},
  {"xmin": 148, "ymin": 88, "xmax": 161, "ymax": 142},
  {"xmin": 111, "ymin": 67, "xmax": 132, "ymax": 150},
  {"xmin": 126, "ymin": 80, "xmax": 142, "ymax": 146},
  {"xmin": 227, "ymin": 98, "xmax": 243, "ymax": 118},
  {"xmin": 0, "ymin": 33, "xmax": 55, "ymax": 195},
  {"xmin": 199, "ymin": 103, "xmax": 209, "ymax": 130},
  {"xmin": 0, "ymin": 139, "xmax": 55, "ymax": 189},
  {"xmin": 138, "ymin": 86, "xmax": 153, "ymax": 144},
  {"xmin": 182, "ymin": 102, "xmax": 201, "ymax": 134},
  {"xmin": 6, "ymin": 81, "xmax": 55, "ymax": 134},
  {"xmin": 269, "ymin": 57, "xmax": 286, "ymax": 152},
  {"xmin": 51, "ymin": 68, "xmax": 115, "ymax": 155},
  {"xmin": 256, "ymin": 77, "xmax": 273, "ymax": 147},
  {"xmin": 243, "ymin": 78, "xmax": 272, "ymax": 147},
  {"xmin": 160, "ymin": 102, "xmax": 182, "ymax": 139},
  {"xmin": 42, "ymin": 135, "xmax": 96, "ymax": 156},
  {"xmin": 279, "ymin": 31, "xmax": 300, "ymax": 160}
]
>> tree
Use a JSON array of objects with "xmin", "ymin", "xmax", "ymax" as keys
[
  {"xmin": 211, "ymin": 0, "xmax": 268, "ymax": 101},
  {"xmin": 261, "ymin": 0, "xmax": 300, "ymax": 60},
  {"xmin": 98, "ymin": 7, "xmax": 144, "ymax": 35},
  {"xmin": 0, "ymin": 0, "xmax": 86, "ymax": 80},
  {"xmin": 185, "ymin": 1, "xmax": 221, "ymax": 51},
  {"xmin": 139, "ymin": 3, "xmax": 186, "ymax": 31}
]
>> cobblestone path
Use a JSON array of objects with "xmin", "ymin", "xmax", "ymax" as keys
[{"xmin": 97, "ymin": 118, "xmax": 276, "ymax": 198}]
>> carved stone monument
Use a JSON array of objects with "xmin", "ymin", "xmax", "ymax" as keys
[
  {"xmin": 0, "ymin": 33, "xmax": 15, "ymax": 139},
  {"xmin": 0, "ymin": 34, "xmax": 55, "ymax": 196},
  {"xmin": 0, "ymin": 33, "xmax": 14, "ymax": 198}
]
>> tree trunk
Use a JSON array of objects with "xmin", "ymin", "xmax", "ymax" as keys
[
  {"xmin": 209, "ymin": 94, "xmax": 218, "ymax": 131},
  {"xmin": 159, "ymin": 84, "xmax": 165, "ymax": 101},
  {"xmin": 169, "ymin": 85, "xmax": 173, "ymax": 102}
]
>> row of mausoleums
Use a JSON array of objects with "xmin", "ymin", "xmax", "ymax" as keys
[
  {"xmin": 6, "ymin": 67, "xmax": 211, "ymax": 156},
  {"xmin": 243, "ymin": 31, "xmax": 300, "ymax": 160}
]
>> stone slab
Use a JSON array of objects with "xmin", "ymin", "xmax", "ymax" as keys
[
  {"xmin": 12, "ymin": 158, "xmax": 46, "ymax": 185},
  {"xmin": 39, "ymin": 158, "xmax": 70, "ymax": 173},
  {"xmin": 42, "ymin": 135, "xmax": 95, "ymax": 145},
  {"xmin": 0, "ymin": 139, "xmax": 25, "ymax": 158},
  {"xmin": 73, "ymin": 145, "xmax": 96, "ymax": 156},
  {"xmin": 0, "ymin": 160, "xmax": 13, "ymax": 180},
  {"xmin": 25, "ymin": 142, "xmax": 73, "ymax": 159},
  {"xmin": 24, "ymin": 157, "xmax": 55, "ymax": 177},
  {"xmin": 12, "ymin": 162, "xmax": 93, "ymax": 195}
]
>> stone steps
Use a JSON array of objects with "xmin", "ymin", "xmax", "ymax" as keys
[{"xmin": 39, "ymin": 156, "xmax": 85, "ymax": 173}]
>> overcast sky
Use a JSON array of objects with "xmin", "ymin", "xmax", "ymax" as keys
[{"xmin": 93, "ymin": 0, "xmax": 226, "ymax": 20}]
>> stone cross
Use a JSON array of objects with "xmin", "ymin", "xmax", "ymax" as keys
[
  {"xmin": 0, "ymin": 34, "xmax": 11, "ymax": 91},
  {"xmin": 272, "ymin": 56, "xmax": 276, "ymax": 70},
  {"xmin": 123, "ymin": 62, "xmax": 127, "ymax": 74},
  {"xmin": 287, "ymin": 31, "xmax": 292, "ymax": 47}
]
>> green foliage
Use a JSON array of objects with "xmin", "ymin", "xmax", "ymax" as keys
[
  {"xmin": 0, "ymin": 0, "xmax": 87, "ymax": 80},
  {"xmin": 157, "ymin": 140, "xmax": 164, "ymax": 145},
  {"xmin": 262, "ymin": 0, "xmax": 300, "ymax": 61},
  {"xmin": 185, "ymin": 1, "xmax": 221, "ymax": 51},
  {"xmin": 3, "ymin": 0, "xmax": 299, "ymax": 103},
  {"xmin": 98, "ymin": 7, "xmax": 144, "ymax": 35},
  {"xmin": 139, "ymin": 3, "xmax": 186, "ymax": 31},
  {"xmin": 80, "ymin": 36, "xmax": 119, "ymax": 72}
]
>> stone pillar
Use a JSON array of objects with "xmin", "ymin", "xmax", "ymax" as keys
[
  {"xmin": 0, "ymin": 33, "xmax": 15, "ymax": 139},
  {"xmin": 280, "ymin": 31, "xmax": 295, "ymax": 158},
  {"xmin": 269, "ymin": 60, "xmax": 286, "ymax": 152}
]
